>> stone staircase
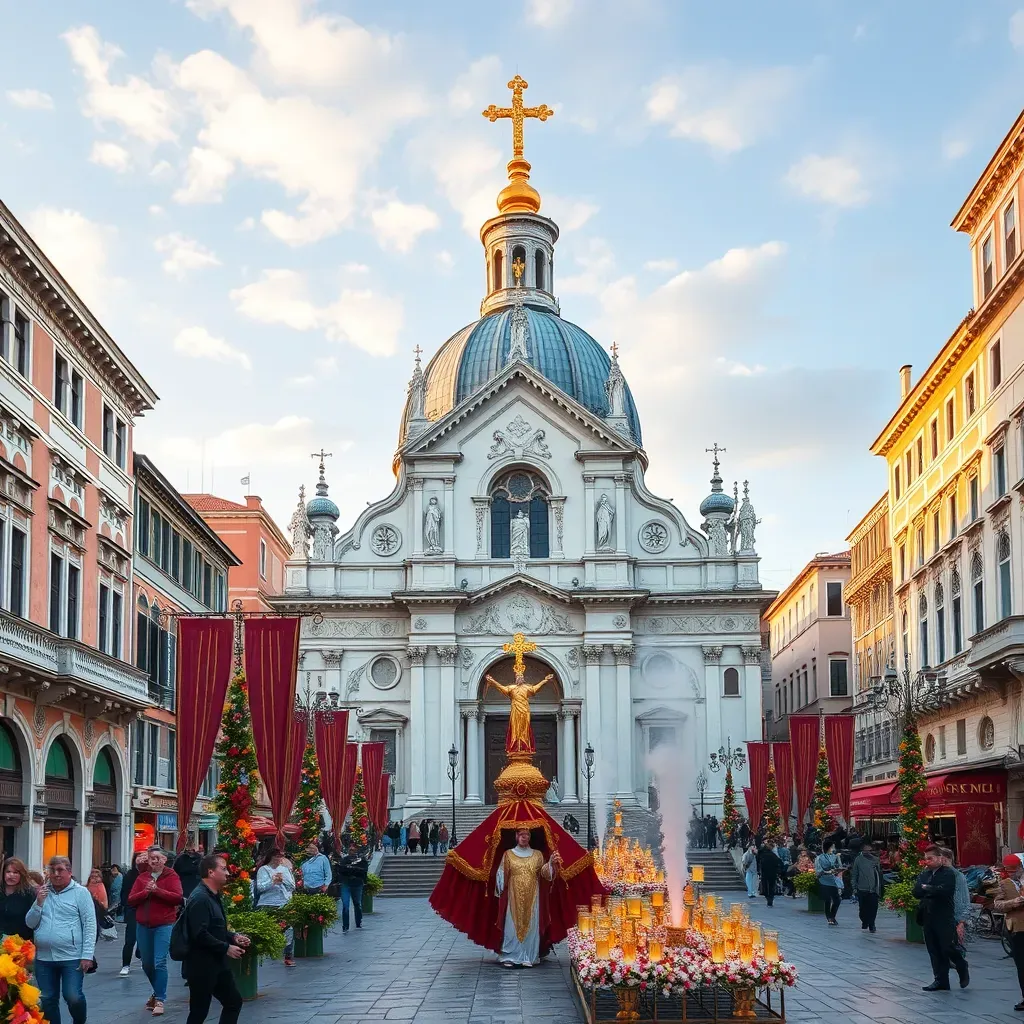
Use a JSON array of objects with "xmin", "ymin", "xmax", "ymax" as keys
[
  {"xmin": 685, "ymin": 847, "xmax": 746, "ymax": 892},
  {"xmin": 376, "ymin": 851, "xmax": 448, "ymax": 898}
]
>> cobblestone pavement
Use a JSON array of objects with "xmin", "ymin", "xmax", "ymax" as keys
[{"xmin": 74, "ymin": 895, "xmax": 1024, "ymax": 1023}]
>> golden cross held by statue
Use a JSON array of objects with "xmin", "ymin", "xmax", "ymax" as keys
[
  {"xmin": 503, "ymin": 631, "xmax": 538, "ymax": 673},
  {"xmin": 482, "ymin": 75, "xmax": 553, "ymax": 160}
]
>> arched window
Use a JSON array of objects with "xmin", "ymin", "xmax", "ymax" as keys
[
  {"xmin": 492, "ymin": 250, "xmax": 503, "ymax": 291},
  {"xmin": 723, "ymin": 667, "xmax": 740, "ymax": 696},
  {"xmin": 951, "ymin": 567, "xmax": 963, "ymax": 654},
  {"xmin": 0, "ymin": 723, "xmax": 19, "ymax": 774},
  {"xmin": 918, "ymin": 593, "xmax": 929, "ymax": 669},
  {"xmin": 535, "ymin": 250, "xmax": 547, "ymax": 291},
  {"xmin": 511, "ymin": 245, "xmax": 527, "ymax": 285},
  {"xmin": 971, "ymin": 550, "xmax": 985, "ymax": 632},
  {"xmin": 490, "ymin": 469, "xmax": 550, "ymax": 558},
  {"xmin": 94, "ymin": 748, "xmax": 114, "ymax": 788},
  {"xmin": 901, "ymin": 610, "xmax": 909, "ymax": 670},
  {"xmin": 45, "ymin": 738, "xmax": 72, "ymax": 781},
  {"xmin": 934, "ymin": 581, "xmax": 946, "ymax": 664},
  {"xmin": 998, "ymin": 530, "xmax": 1013, "ymax": 619}
]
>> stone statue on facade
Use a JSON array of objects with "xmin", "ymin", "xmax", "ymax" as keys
[
  {"xmin": 288, "ymin": 485, "xmax": 311, "ymax": 559},
  {"xmin": 702, "ymin": 517, "xmax": 729, "ymax": 557},
  {"xmin": 595, "ymin": 493, "xmax": 615, "ymax": 551},
  {"xmin": 423, "ymin": 495, "xmax": 443, "ymax": 554},
  {"xmin": 311, "ymin": 522, "xmax": 335, "ymax": 561},
  {"xmin": 506, "ymin": 287, "xmax": 529, "ymax": 365},
  {"xmin": 510, "ymin": 509, "xmax": 530, "ymax": 557},
  {"xmin": 738, "ymin": 480, "xmax": 759, "ymax": 553}
]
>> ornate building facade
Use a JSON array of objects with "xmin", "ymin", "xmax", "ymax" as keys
[{"xmin": 273, "ymin": 83, "xmax": 774, "ymax": 817}]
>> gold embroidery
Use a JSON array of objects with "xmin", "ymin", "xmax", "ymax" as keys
[
  {"xmin": 503, "ymin": 849, "xmax": 544, "ymax": 942},
  {"xmin": 559, "ymin": 851, "xmax": 593, "ymax": 881}
]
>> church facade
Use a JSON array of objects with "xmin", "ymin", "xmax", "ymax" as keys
[{"xmin": 274, "ymin": 78, "xmax": 774, "ymax": 818}]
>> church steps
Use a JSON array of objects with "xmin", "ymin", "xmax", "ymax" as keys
[{"xmin": 684, "ymin": 848, "xmax": 748, "ymax": 891}]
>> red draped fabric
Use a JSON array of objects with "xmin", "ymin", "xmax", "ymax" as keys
[
  {"xmin": 314, "ymin": 710, "xmax": 350, "ymax": 835},
  {"xmin": 174, "ymin": 618, "xmax": 234, "ymax": 851},
  {"xmin": 338, "ymin": 744, "xmax": 358, "ymax": 829},
  {"xmin": 772, "ymin": 743, "xmax": 794, "ymax": 833},
  {"xmin": 743, "ymin": 787, "xmax": 753, "ymax": 819},
  {"xmin": 429, "ymin": 798, "xmax": 604, "ymax": 954},
  {"xmin": 825, "ymin": 714, "xmax": 856, "ymax": 823},
  {"xmin": 243, "ymin": 618, "xmax": 304, "ymax": 845},
  {"xmin": 746, "ymin": 742, "xmax": 770, "ymax": 828},
  {"xmin": 374, "ymin": 773, "xmax": 391, "ymax": 832},
  {"xmin": 250, "ymin": 816, "xmax": 301, "ymax": 839},
  {"xmin": 360, "ymin": 743, "xmax": 385, "ymax": 834},
  {"xmin": 789, "ymin": 715, "xmax": 821, "ymax": 832}
]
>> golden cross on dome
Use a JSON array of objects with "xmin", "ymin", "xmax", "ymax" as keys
[
  {"xmin": 503, "ymin": 631, "xmax": 537, "ymax": 673},
  {"xmin": 482, "ymin": 75, "xmax": 553, "ymax": 160}
]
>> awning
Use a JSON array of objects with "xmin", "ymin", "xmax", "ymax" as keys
[
  {"xmin": 925, "ymin": 769, "xmax": 1006, "ymax": 805},
  {"xmin": 849, "ymin": 780, "xmax": 899, "ymax": 817}
]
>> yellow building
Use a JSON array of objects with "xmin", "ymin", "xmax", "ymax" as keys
[{"xmin": 862, "ymin": 108, "xmax": 1024, "ymax": 860}]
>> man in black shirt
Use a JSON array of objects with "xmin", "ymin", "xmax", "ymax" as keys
[
  {"xmin": 338, "ymin": 843, "xmax": 369, "ymax": 932},
  {"xmin": 913, "ymin": 844, "xmax": 969, "ymax": 991},
  {"xmin": 183, "ymin": 855, "xmax": 251, "ymax": 1024}
]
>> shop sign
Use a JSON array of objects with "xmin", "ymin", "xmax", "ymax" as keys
[{"xmin": 157, "ymin": 813, "xmax": 178, "ymax": 831}]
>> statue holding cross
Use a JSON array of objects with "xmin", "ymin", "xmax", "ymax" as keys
[{"xmin": 485, "ymin": 632, "xmax": 554, "ymax": 755}]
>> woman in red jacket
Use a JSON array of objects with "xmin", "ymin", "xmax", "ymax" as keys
[{"xmin": 128, "ymin": 846, "xmax": 182, "ymax": 1017}]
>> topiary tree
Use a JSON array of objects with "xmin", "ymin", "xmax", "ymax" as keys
[
  {"xmin": 896, "ymin": 721, "xmax": 929, "ymax": 875},
  {"xmin": 349, "ymin": 765, "xmax": 370, "ymax": 849},
  {"xmin": 293, "ymin": 739, "xmax": 322, "ymax": 853},
  {"xmin": 722, "ymin": 764, "xmax": 742, "ymax": 835},
  {"xmin": 763, "ymin": 761, "xmax": 783, "ymax": 844},
  {"xmin": 811, "ymin": 746, "xmax": 835, "ymax": 834}
]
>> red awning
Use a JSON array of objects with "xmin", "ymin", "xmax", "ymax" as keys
[
  {"xmin": 925, "ymin": 770, "xmax": 1006, "ymax": 805},
  {"xmin": 849, "ymin": 780, "xmax": 899, "ymax": 817}
]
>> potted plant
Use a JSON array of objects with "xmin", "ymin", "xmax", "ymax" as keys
[
  {"xmin": 883, "ymin": 877, "xmax": 923, "ymax": 943},
  {"xmin": 792, "ymin": 870, "xmax": 824, "ymax": 913},
  {"xmin": 363, "ymin": 872, "xmax": 384, "ymax": 914},
  {"xmin": 279, "ymin": 894, "xmax": 339, "ymax": 958},
  {"xmin": 226, "ymin": 909, "xmax": 287, "ymax": 999}
]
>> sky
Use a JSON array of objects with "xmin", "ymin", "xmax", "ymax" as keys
[{"xmin": 1, "ymin": 0, "xmax": 1022, "ymax": 592}]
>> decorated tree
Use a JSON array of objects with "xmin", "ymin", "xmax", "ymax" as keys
[
  {"xmin": 896, "ymin": 721, "xmax": 929, "ymax": 873},
  {"xmin": 811, "ymin": 747, "xmax": 835, "ymax": 833},
  {"xmin": 763, "ymin": 762, "xmax": 783, "ymax": 844},
  {"xmin": 293, "ymin": 739, "xmax": 322, "ymax": 852},
  {"xmin": 349, "ymin": 765, "xmax": 370, "ymax": 849},
  {"xmin": 213, "ymin": 668, "xmax": 259, "ymax": 909},
  {"xmin": 722, "ymin": 765, "xmax": 742, "ymax": 834}
]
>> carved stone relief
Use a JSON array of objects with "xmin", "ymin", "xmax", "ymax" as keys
[
  {"xmin": 304, "ymin": 618, "xmax": 407, "ymax": 639},
  {"xmin": 461, "ymin": 598, "xmax": 575, "ymax": 636},
  {"xmin": 487, "ymin": 414, "xmax": 551, "ymax": 461},
  {"xmin": 370, "ymin": 524, "xmax": 402, "ymax": 556},
  {"xmin": 638, "ymin": 615, "xmax": 759, "ymax": 635},
  {"xmin": 638, "ymin": 520, "xmax": 670, "ymax": 554}
]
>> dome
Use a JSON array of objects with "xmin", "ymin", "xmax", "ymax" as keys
[
  {"xmin": 408, "ymin": 307, "xmax": 642, "ymax": 443},
  {"xmin": 306, "ymin": 495, "xmax": 339, "ymax": 519},
  {"xmin": 699, "ymin": 491, "xmax": 735, "ymax": 516}
]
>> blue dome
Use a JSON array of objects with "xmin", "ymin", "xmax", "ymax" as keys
[
  {"xmin": 419, "ymin": 307, "xmax": 642, "ymax": 443},
  {"xmin": 699, "ymin": 491, "xmax": 735, "ymax": 516},
  {"xmin": 306, "ymin": 496, "xmax": 339, "ymax": 520}
]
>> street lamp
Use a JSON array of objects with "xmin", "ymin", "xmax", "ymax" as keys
[
  {"xmin": 695, "ymin": 769, "xmax": 709, "ymax": 818},
  {"xmin": 447, "ymin": 744, "xmax": 460, "ymax": 847},
  {"xmin": 582, "ymin": 742, "xmax": 596, "ymax": 851},
  {"xmin": 707, "ymin": 736, "xmax": 746, "ymax": 773},
  {"xmin": 868, "ymin": 663, "xmax": 948, "ymax": 727}
]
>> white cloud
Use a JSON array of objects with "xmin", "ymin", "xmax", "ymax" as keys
[
  {"xmin": 644, "ymin": 258, "xmax": 678, "ymax": 273},
  {"xmin": 89, "ymin": 141, "xmax": 132, "ymax": 172},
  {"xmin": 527, "ymin": 0, "xmax": 574, "ymax": 28},
  {"xmin": 942, "ymin": 137, "xmax": 970, "ymax": 161},
  {"xmin": 148, "ymin": 205, "xmax": 165, "ymax": 216},
  {"xmin": 287, "ymin": 373, "xmax": 316, "ymax": 387},
  {"xmin": 545, "ymin": 195, "xmax": 599, "ymax": 231},
  {"xmin": 6, "ymin": 89, "xmax": 54, "ymax": 111},
  {"xmin": 419, "ymin": 135, "xmax": 505, "ymax": 233},
  {"xmin": 646, "ymin": 64, "xmax": 802, "ymax": 153},
  {"xmin": 154, "ymin": 233, "xmax": 222, "ymax": 278},
  {"xmin": 785, "ymin": 154, "xmax": 870, "ymax": 207},
  {"xmin": 558, "ymin": 238, "xmax": 617, "ymax": 295},
  {"xmin": 449, "ymin": 56, "xmax": 503, "ymax": 113},
  {"xmin": 62, "ymin": 25, "xmax": 176, "ymax": 144},
  {"xmin": 370, "ymin": 199, "xmax": 440, "ymax": 252},
  {"xmin": 23, "ymin": 207, "xmax": 120, "ymax": 313},
  {"xmin": 172, "ymin": 325, "xmax": 252, "ymax": 370},
  {"xmin": 1011, "ymin": 10, "xmax": 1024, "ymax": 49},
  {"xmin": 154, "ymin": 414, "xmax": 323, "ymax": 466},
  {"xmin": 436, "ymin": 250, "xmax": 455, "ymax": 271},
  {"xmin": 342, "ymin": 262, "xmax": 370, "ymax": 274},
  {"xmin": 231, "ymin": 269, "xmax": 403, "ymax": 356}
]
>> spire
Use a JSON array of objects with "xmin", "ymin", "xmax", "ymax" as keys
[
  {"xmin": 506, "ymin": 287, "xmax": 529, "ymax": 365},
  {"xmin": 288, "ymin": 484, "xmax": 311, "ymax": 560},
  {"xmin": 405, "ymin": 345, "xmax": 429, "ymax": 439},
  {"xmin": 313, "ymin": 451, "xmax": 332, "ymax": 498},
  {"xmin": 707, "ymin": 442, "xmax": 726, "ymax": 495},
  {"xmin": 604, "ymin": 342, "xmax": 633, "ymax": 439}
]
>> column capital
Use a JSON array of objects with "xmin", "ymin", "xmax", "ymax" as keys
[
  {"xmin": 461, "ymin": 706, "xmax": 480, "ymax": 721},
  {"xmin": 407, "ymin": 646, "xmax": 429, "ymax": 664},
  {"xmin": 436, "ymin": 644, "xmax": 460, "ymax": 665},
  {"xmin": 558, "ymin": 705, "xmax": 581, "ymax": 721},
  {"xmin": 582, "ymin": 644, "xmax": 604, "ymax": 665},
  {"xmin": 741, "ymin": 646, "xmax": 763, "ymax": 665},
  {"xmin": 410, "ymin": 477, "xmax": 426, "ymax": 490},
  {"xmin": 702, "ymin": 645, "xmax": 723, "ymax": 663},
  {"xmin": 612, "ymin": 644, "xmax": 634, "ymax": 664},
  {"xmin": 322, "ymin": 649, "xmax": 343, "ymax": 667}
]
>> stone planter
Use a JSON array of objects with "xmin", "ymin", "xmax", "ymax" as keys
[
  {"xmin": 229, "ymin": 952, "xmax": 258, "ymax": 1001},
  {"xmin": 806, "ymin": 891, "xmax": 824, "ymax": 914},
  {"xmin": 905, "ymin": 915, "xmax": 924, "ymax": 944},
  {"xmin": 362, "ymin": 890, "xmax": 374, "ymax": 914},
  {"xmin": 294, "ymin": 923, "xmax": 324, "ymax": 958}
]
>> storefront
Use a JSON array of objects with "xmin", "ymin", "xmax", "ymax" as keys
[
  {"xmin": 850, "ymin": 767, "xmax": 1006, "ymax": 865},
  {"xmin": 133, "ymin": 793, "xmax": 180, "ymax": 853},
  {"xmin": 196, "ymin": 813, "xmax": 218, "ymax": 853}
]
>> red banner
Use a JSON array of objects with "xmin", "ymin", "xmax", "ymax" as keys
[
  {"xmin": 314, "ymin": 710, "xmax": 349, "ymax": 838},
  {"xmin": 743, "ymin": 787, "xmax": 753, "ymax": 820},
  {"xmin": 360, "ymin": 742, "xmax": 385, "ymax": 836},
  {"xmin": 374, "ymin": 773, "xmax": 391, "ymax": 832},
  {"xmin": 772, "ymin": 743, "xmax": 793, "ymax": 834},
  {"xmin": 746, "ymin": 742, "xmax": 770, "ymax": 828},
  {"xmin": 789, "ymin": 715, "xmax": 821, "ymax": 832},
  {"xmin": 825, "ymin": 714, "xmax": 855, "ymax": 823},
  {"xmin": 338, "ymin": 744, "xmax": 358, "ymax": 830},
  {"xmin": 174, "ymin": 618, "xmax": 234, "ymax": 851},
  {"xmin": 244, "ymin": 618, "xmax": 303, "ymax": 845}
]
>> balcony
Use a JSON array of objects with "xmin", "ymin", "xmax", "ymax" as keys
[{"xmin": 968, "ymin": 616, "xmax": 1024, "ymax": 680}]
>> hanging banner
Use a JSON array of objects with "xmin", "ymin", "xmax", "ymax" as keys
[
  {"xmin": 374, "ymin": 773, "xmax": 391, "ymax": 833},
  {"xmin": 789, "ymin": 715, "xmax": 821, "ymax": 832},
  {"xmin": 338, "ymin": 743, "xmax": 359, "ymax": 831},
  {"xmin": 772, "ymin": 742, "xmax": 794, "ymax": 834},
  {"xmin": 361, "ymin": 742, "xmax": 385, "ymax": 835},
  {"xmin": 745, "ymin": 742, "xmax": 770, "ymax": 828},
  {"xmin": 314, "ymin": 710, "xmax": 350, "ymax": 835},
  {"xmin": 174, "ymin": 618, "xmax": 234, "ymax": 851},
  {"xmin": 743, "ymin": 787, "xmax": 753, "ymax": 820},
  {"xmin": 825, "ymin": 714, "xmax": 856, "ymax": 824},
  {"xmin": 244, "ymin": 618, "xmax": 304, "ymax": 845}
]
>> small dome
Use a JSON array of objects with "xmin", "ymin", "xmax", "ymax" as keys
[
  {"xmin": 699, "ymin": 491, "xmax": 735, "ymax": 516},
  {"xmin": 307, "ymin": 495, "xmax": 339, "ymax": 520}
]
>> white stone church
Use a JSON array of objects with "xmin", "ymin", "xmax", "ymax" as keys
[{"xmin": 274, "ymin": 120, "xmax": 773, "ymax": 818}]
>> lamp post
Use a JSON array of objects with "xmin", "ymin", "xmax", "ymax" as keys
[
  {"xmin": 695, "ymin": 769, "xmax": 709, "ymax": 818},
  {"xmin": 582, "ymin": 742, "xmax": 596, "ymax": 851},
  {"xmin": 447, "ymin": 744, "xmax": 460, "ymax": 847},
  {"xmin": 868, "ymin": 663, "xmax": 948, "ymax": 727},
  {"xmin": 707, "ymin": 735, "xmax": 746, "ymax": 774}
]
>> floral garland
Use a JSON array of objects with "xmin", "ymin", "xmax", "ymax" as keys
[
  {"xmin": 810, "ymin": 746, "xmax": 834, "ymax": 833},
  {"xmin": 293, "ymin": 739, "xmax": 322, "ymax": 854},
  {"xmin": 568, "ymin": 931, "xmax": 797, "ymax": 997},
  {"xmin": 896, "ymin": 721, "xmax": 929, "ymax": 874},
  {"xmin": 721, "ymin": 765, "xmax": 741, "ymax": 834},
  {"xmin": 762, "ymin": 762, "xmax": 783, "ymax": 844},
  {"xmin": 213, "ymin": 668, "xmax": 259, "ymax": 908},
  {"xmin": 0, "ymin": 935, "xmax": 43, "ymax": 1024},
  {"xmin": 349, "ymin": 766, "xmax": 370, "ymax": 849},
  {"xmin": 605, "ymin": 882, "xmax": 669, "ymax": 897}
]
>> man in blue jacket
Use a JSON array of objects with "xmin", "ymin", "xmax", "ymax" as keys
[
  {"xmin": 299, "ymin": 842, "xmax": 332, "ymax": 894},
  {"xmin": 25, "ymin": 856, "xmax": 97, "ymax": 1024}
]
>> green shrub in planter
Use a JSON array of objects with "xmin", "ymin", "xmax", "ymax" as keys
[
  {"xmin": 278, "ymin": 894, "xmax": 338, "ymax": 958},
  {"xmin": 225, "ymin": 909, "xmax": 288, "ymax": 961},
  {"xmin": 792, "ymin": 870, "xmax": 823, "ymax": 913},
  {"xmin": 364, "ymin": 873, "xmax": 384, "ymax": 897}
]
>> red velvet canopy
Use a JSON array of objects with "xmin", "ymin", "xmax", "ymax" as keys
[{"xmin": 428, "ymin": 797, "xmax": 605, "ymax": 955}]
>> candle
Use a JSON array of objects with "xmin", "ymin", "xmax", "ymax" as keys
[
  {"xmin": 591, "ymin": 894, "xmax": 604, "ymax": 913},
  {"xmin": 648, "ymin": 937, "xmax": 663, "ymax": 961},
  {"xmin": 579, "ymin": 913, "xmax": 593, "ymax": 936},
  {"xmin": 626, "ymin": 895, "xmax": 643, "ymax": 918},
  {"xmin": 763, "ymin": 930, "xmax": 779, "ymax": 963},
  {"xmin": 651, "ymin": 889, "xmax": 664, "ymax": 908},
  {"xmin": 704, "ymin": 894, "xmax": 716, "ymax": 914},
  {"xmin": 711, "ymin": 935, "xmax": 725, "ymax": 964},
  {"xmin": 595, "ymin": 929, "xmax": 611, "ymax": 959},
  {"xmin": 691, "ymin": 864, "xmax": 705, "ymax": 883},
  {"xmin": 640, "ymin": 907, "xmax": 652, "ymax": 929},
  {"xmin": 656, "ymin": 869, "xmax": 665, "ymax": 884}
]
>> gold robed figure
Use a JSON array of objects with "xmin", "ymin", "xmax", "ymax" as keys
[{"xmin": 485, "ymin": 633, "xmax": 553, "ymax": 755}]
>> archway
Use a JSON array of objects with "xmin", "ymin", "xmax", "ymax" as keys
[
  {"xmin": 91, "ymin": 746, "xmax": 119, "ymax": 868},
  {"xmin": 0, "ymin": 721, "xmax": 24, "ymax": 858},
  {"xmin": 477, "ymin": 656, "xmax": 564, "ymax": 803},
  {"xmin": 43, "ymin": 736, "xmax": 78, "ymax": 866}
]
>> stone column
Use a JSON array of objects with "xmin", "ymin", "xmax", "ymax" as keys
[
  {"xmin": 436, "ymin": 645, "xmax": 460, "ymax": 793},
  {"xmin": 548, "ymin": 496, "xmax": 566, "ymax": 558},
  {"xmin": 442, "ymin": 477, "xmax": 456, "ymax": 556},
  {"xmin": 408, "ymin": 646, "xmax": 428, "ymax": 802},
  {"xmin": 583, "ymin": 476, "xmax": 596, "ymax": 555},
  {"xmin": 742, "ymin": 646, "xmax": 763, "ymax": 741},
  {"xmin": 614, "ymin": 474, "xmax": 628, "ymax": 552},
  {"xmin": 411, "ymin": 478, "xmax": 425, "ymax": 557},
  {"xmin": 322, "ymin": 649, "xmax": 342, "ymax": 699},
  {"xmin": 464, "ymin": 708, "xmax": 482, "ymax": 804},
  {"xmin": 561, "ymin": 708, "xmax": 578, "ymax": 801},
  {"xmin": 613, "ymin": 644, "xmax": 634, "ymax": 798},
  {"xmin": 703, "ymin": 645, "xmax": 723, "ymax": 753},
  {"xmin": 472, "ymin": 497, "xmax": 490, "ymax": 558},
  {"xmin": 582, "ymin": 644, "xmax": 603, "ymax": 750}
]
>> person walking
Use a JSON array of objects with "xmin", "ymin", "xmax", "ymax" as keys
[
  {"xmin": 439, "ymin": 823, "xmax": 449, "ymax": 854},
  {"xmin": 944, "ymin": 848, "xmax": 971, "ymax": 963},
  {"xmin": 994, "ymin": 852, "xmax": 1024, "ymax": 1011},
  {"xmin": 408, "ymin": 820, "xmax": 419, "ymax": 854},
  {"xmin": 0, "ymin": 857, "xmax": 36, "ymax": 940},
  {"xmin": 256, "ymin": 849, "xmax": 295, "ymax": 966},
  {"xmin": 913, "ymin": 844, "xmax": 969, "ymax": 991},
  {"xmin": 429, "ymin": 822, "xmax": 440, "ymax": 856},
  {"xmin": 758, "ymin": 841, "xmax": 781, "ymax": 907},
  {"xmin": 86, "ymin": 869, "xmax": 107, "ymax": 910},
  {"xmin": 128, "ymin": 845, "xmax": 183, "ymax": 1016},
  {"xmin": 814, "ymin": 839, "xmax": 845, "ymax": 926},
  {"xmin": 25, "ymin": 855, "xmax": 96, "ymax": 1024},
  {"xmin": 741, "ymin": 843, "xmax": 758, "ymax": 899},
  {"xmin": 776, "ymin": 839, "xmax": 793, "ymax": 898},
  {"xmin": 108, "ymin": 865, "xmax": 124, "ymax": 921},
  {"xmin": 174, "ymin": 844, "xmax": 202, "ymax": 900},
  {"xmin": 337, "ymin": 841, "xmax": 368, "ymax": 932},
  {"xmin": 420, "ymin": 819, "xmax": 430, "ymax": 856},
  {"xmin": 183, "ymin": 854, "xmax": 251, "ymax": 1024},
  {"xmin": 120, "ymin": 850, "xmax": 149, "ymax": 976},
  {"xmin": 850, "ymin": 842, "xmax": 883, "ymax": 932},
  {"xmin": 299, "ymin": 842, "xmax": 331, "ymax": 895}
]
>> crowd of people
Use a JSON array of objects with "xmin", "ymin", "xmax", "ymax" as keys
[{"xmin": 379, "ymin": 818, "xmax": 449, "ymax": 854}]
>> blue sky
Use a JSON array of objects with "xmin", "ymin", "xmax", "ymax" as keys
[{"xmin": 1, "ymin": 0, "xmax": 1022, "ymax": 590}]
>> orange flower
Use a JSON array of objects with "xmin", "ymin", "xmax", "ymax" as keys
[{"xmin": 232, "ymin": 893, "xmax": 244, "ymax": 903}]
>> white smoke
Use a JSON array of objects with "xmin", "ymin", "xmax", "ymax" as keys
[{"xmin": 647, "ymin": 728, "xmax": 695, "ymax": 927}]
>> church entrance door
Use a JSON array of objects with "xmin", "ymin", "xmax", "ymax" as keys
[{"xmin": 484, "ymin": 715, "xmax": 558, "ymax": 804}]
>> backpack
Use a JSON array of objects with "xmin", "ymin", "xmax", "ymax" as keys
[{"xmin": 169, "ymin": 895, "xmax": 193, "ymax": 961}]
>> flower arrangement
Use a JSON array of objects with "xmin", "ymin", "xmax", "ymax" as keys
[
  {"xmin": 349, "ymin": 767, "xmax": 370, "ymax": 849},
  {"xmin": 364, "ymin": 873, "xmax": 384, "ymax": 897},
  {"xmin": 214, "ymin": 668, "xmax": 260, "ymax": 910},
  {"xmin": 791, "ymin": 870, "xmax": 819, "ymax": 896},
  {"xmin": 226, "ymin": 909, "xmax": 288, "ymax": 962},
  {"xmin": 0, "ymin": 936, "xmax": 43, "ymax": 1024},
  {"xmin": 606, "ymin": 882, "xmax": 668, "ymax": 898},
  {"xmin": 293, "ymin": 740, "xmax": 322, "ymax": 854},
  {"xmin": 277, "ymin": 893, "xmax": 339, "ymax": 931},
  {"xmin": 883, "ymin": 877, "xmax": 919, "ymax": 917}
]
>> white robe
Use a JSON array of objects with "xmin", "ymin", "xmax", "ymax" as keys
[{"xmin": 495, "ymin": 846, "xmax": 542, "ymax": 966}]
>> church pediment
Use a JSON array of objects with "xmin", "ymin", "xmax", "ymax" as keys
[
  {"xmin": 358, "ymin": 707, "xmax": 409, "ymax": 727},
  {"xmin": 459, "ymin": 585, "xmax": 581, "ymax": 636},
  {"xmin": 465, "ymin": 573, "xmax": 573, "ymax": 607}
]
